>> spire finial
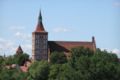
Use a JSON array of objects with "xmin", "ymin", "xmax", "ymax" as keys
[
  {"xmin": 92, "ymin": 36, "xmax": 95, "ymax": 43},
  {"xmin": 38, "ymin": 10, "xmax": 42, "ymax": 23}
]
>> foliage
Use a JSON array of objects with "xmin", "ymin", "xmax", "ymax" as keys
[
  {"xmin": 48, "ymin": 64, "xmax": 61, "ymax": 80},
  {"xmin": 28, "ymin": 61, "xmax": 49, "ymax": 80},
  {"xmin": 0, "ymin": 47, "xmax": 120, "ymax": 80},
  {"xmin": 71, "ymin": 47, "xmax": 93, "ymax": 57},
  {"xmin": 0, "ymin": 53, "xmax": 29, "ymax": 80},
  {"xmin": 69, "ymin": 47, "xmax": 93, "ymax": 68},
  {"xmin": 4, "ymin": 56, "xmax": 15, "ymax": 65},
  {"xmin": 48, "ymin": 47, "xmax": 120, "ymax": 80},
  {"xmin": 1, "ymin": 53, "xmax": 29, "ymax": 66},
  {"xmin": 50, "ymin": 51, "xmax": 67, "ymax": 64},
  {"xmin": 0, "ymin": 68, "xmax": 28, "ymax": 80},
  {"xmin": 0, "ymin": 56, "xmax": 4, "ymax": 64},
  {"xmin": 0, "ymin": 56, "xmax": 4, "ymax": 71},
  {"xmin": 56, "ymin": 63, "xmax": 77, "ymax": 80},
  {"xmin": 14, "ymin": 53, "xmax": 29, "ymax": 65},
  {"xmin": 49, "ymin": 63, "xmax": 77, "ymax": 80}
]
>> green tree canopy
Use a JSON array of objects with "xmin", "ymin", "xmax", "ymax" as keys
[
  {"xmin": 50, "ymin": 51, "xmax": 67, "ymax": 64},
  {"xmin": 0, "ymin": 47, "xmax": 120, "ymax": 80},
  {"xmin": 28, "ymin": 61, "xmax": 49, "ymax": 80},
  {"xmin": 14, "ymin": 53, "xmax": 29, "ymax": 66}
]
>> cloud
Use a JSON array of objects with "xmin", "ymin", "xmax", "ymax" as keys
[
  {"xmin": 0, "ymin": 38, "xmax": 16, "ymax": 55},
  {"xmin": 15, "ymin": 32, "xmax": 22, "ymax": 36},
  {"xmin": 0, "ymin": 38, "xmax": 14, "ymax": 50},
  {"xmin": 14, "ymin": 32, "xmax": 32, "ymax": 56},
  {"xmin": 9, "ymin": 25, "xmax": 31, "ymax": 42},
  {"xmin": 0, "ymin": 25, "xmax": 32, "ymax": 56},
  {"xmin": 10, "ymin": 26, "xmax": 31, "ymax": 41},
  {"xmin": 22, "ymin": 44, "xmax": 32, "ymax": 56},
  {"xmin": 53, "ymin": 27, "xmax": 71, "ymax": 33},
  {"xmin": 113, "ymin": 1, "xmax": 120, "ymax": 7},
  {"xmin": 112, "ymin": 48, "xmax": 120, "ymax": 58},
  {"xmin": 1, "ymin": 25, "xmax": 32, "ymax": 56},
  {"xmin": 15, "ymin": 32, "xmax": 31, "ymax": 41},
  {"xmin": 0, "ymin": 37, "xmax": 32, "ymax": 57},
  {"xmin": 101, "ymin": 48, "xmax": 120, "ymax": 58}
]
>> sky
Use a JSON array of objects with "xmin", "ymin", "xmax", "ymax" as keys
[{"xmin": 0, "ymin": 0, "xmax": 120, "ymax": 58}]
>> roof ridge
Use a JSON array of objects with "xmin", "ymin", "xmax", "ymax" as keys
[{"xmin": 48, "ymin": 40, "xmax": 92, "ymax": 43}]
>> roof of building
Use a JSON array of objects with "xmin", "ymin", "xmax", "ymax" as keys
[
  {"xmin": 34, "ymin": 11, "xmax": 46, "ymax": 32},
  {"xmin": 16, "ymin": 45, "xmax": 23, "ymax": 55},
  {"xmin": 48, "ymin": 40, "xmax": 96, "ymax": 53}
]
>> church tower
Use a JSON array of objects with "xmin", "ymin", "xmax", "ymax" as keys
[
  {"xmin": 32, "ymin": 11, "xmax": 48, "ymax": 61},
  {"xmin": 16, "ymin": 45, "xmax": 23, "ymax": 55}
]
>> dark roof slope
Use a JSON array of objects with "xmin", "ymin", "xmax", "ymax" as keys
[{"xmin": 48, "ymin": 41, "xmax": 95, "ymax": 53}]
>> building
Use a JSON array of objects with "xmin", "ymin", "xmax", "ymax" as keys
[
  {"xmin": 16, "ymin": 45, "xmax": 23, "ymax": 55},
  {"xmin": 32, "ymin": 11, "xmax": 48, "ymax": 61},
  {"xmin": 32, "ymin": 11, "xmax": 96, "ymax": 61}
]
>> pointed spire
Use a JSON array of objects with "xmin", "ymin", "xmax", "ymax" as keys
[
  {"xmin": 38, "ymin": 10, "xmax": 42, "ymax": 23},
  {"xmin": 92, "ymin": 36, "xmax": 95, "ymax": 43},
  {"xmin": 92, "ymin": 36, "xmax": 96, "ymax": 52},
  {"xmin": 35, "ymin": 10, "xmax": 45, "ymax": 32},
  {"xmin": 16, "ymin": 45, "xmax": 23, "ymax": 55}
]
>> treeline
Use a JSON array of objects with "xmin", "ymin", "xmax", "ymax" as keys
[
  {"xmin": 0, "ymin": 53, "xmax": 29, "ymax": 80},
  {"xmin": 0, "ymin": 47, "xmax": 120, "ymax": 80}
]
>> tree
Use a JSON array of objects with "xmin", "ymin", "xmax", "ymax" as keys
[
  {"xmin": 69, "ymin": 47, "xmax": 93, "ymax": 68},
  {"xmin": 50, "ymin": 51, "xmax": 67, "ymax": 64},
  {"xmin": 0, "ymin": 47, "xmax": 120, "ymax": 80},
  {"xmin": 4, "ymin": 56, "xmax": 15, "ymax": 65},
  {"xmin": 28, "ymin": 61, "xmax": 49, "ymax": 80},
  {"xmin": 58, "ymin": 63, "xmax": 77, "ymax": 80},
  {"xmin": 71, "ymin": 47, "xmax": 93, "ymax": 58},
  {"xmin": 0, "ymin": 54, "xmax": 29, "ymax": 80},
  {"xmin": 0, "ymin": 56, "xmax": 4, "ymax": 64},
  {"xmin": 14, "ymin": 53, "xmax": 29, "ymax": 66},
  {"xmin": 0, "ymin": 56, "xmax": 4, "ymax": 71},
  {"xmin": 0, "ymin": 68, "xmax": 28, "ymax": 80},
  {"xmin": 49, "ymin": 63, "xmax": 77, "ymax": 80},
  {"xmin": 87, "ymin": 49, "xmax": 120, "ymax": 80},
  {"xmin": 48, "ymin": 64, "xmax": 61, "ymax": 80},
  {"xmin": 95, "ymin": 49, "xmax": 119, "ymax": 63},
  {"xmin": 68, "ymin": 48, "xmax": 120, "ymax": 80}
]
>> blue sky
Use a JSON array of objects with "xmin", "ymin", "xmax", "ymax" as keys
[{"xmin": 0, "ymin": 0, "xmax": 120, "ymax": 57}]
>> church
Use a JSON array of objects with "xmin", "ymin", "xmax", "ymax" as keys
[{"xmin": 32, "ymin": 11, "xmax": 96, "ymax": 61}]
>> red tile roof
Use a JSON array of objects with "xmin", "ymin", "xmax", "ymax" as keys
[
  {"xmin": 35, "ymin": 22, "xmax": 45, "ymax": 32},
  {"xmin": 34, "ymin": 11, "xmax": 46, "ymax": 32},
  {"xmin": 48, "ymin": 41, "xmax": 96, "ymax": 53}
]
